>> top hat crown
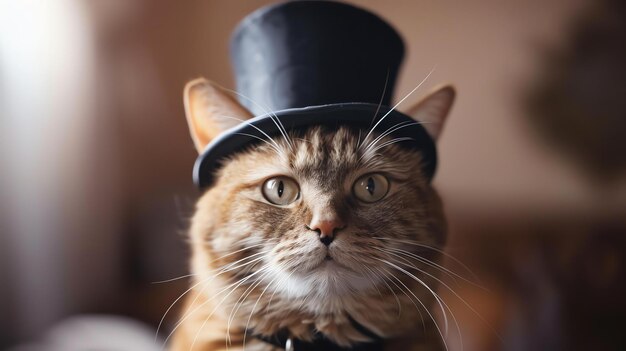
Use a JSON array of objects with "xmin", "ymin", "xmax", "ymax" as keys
[{"xmin": 231, "ymin": 1, "xmax": 405, "ymax": 114}]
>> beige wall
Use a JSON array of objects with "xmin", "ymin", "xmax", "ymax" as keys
[{"xmin": 128, "ymin": 0, "xmax": 620, "ymax": 218}]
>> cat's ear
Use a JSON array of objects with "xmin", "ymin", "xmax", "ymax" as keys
[
  {"xmin": 404, "ymin": 85, "xmax": 455, "ymax": 141},
  {"xmin": 184, "ymin": 78, "xmax": 253, "ymax": 153}
]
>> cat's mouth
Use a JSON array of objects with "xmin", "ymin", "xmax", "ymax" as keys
[
  {"xmin": 302, "ymin": 247, "xmax": 353, "ymax": 273},
  {"xmin": 317, "ymin": 250, "xmax": 352, "ymax": 271}
]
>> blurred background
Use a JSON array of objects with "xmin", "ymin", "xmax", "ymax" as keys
[{"xmin": 1, "ymin": 0, "xmax": 625, "ymax": 350}]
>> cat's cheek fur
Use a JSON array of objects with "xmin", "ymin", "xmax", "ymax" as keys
[{"xmin": 176, "ymin": 127, "xmax": 447, "ymax": 350}]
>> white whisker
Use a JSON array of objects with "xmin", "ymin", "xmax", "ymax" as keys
[
  {"xmin": 222, "ymin": 88, "xmax": 294, "ymax": 152},
  {"xmin": 226, "ymin": 269, "xmax": 272, "ymax": 346},
  {"xmin": 387, "ymin": 246, "xmax": 488, "ymax": 291},
  {"xmin": 374, "ymin": 237, "xmax": 481, "ymax": 282},
  {"xmin": 361, "ymin": 67, "xmax": 436, "ymax": 145},
  {"xmin": 378, "ymin": 258, "xmax": 449, "ymax": 335},
  {"xmin": 382, "ymin": 265, "xmax": 448, "ymax": 351},
  {"xmin": 360, "ymin": 120, "xmax": 414, "ymax": 153},
  {"xmin": 187, "ymin": 265, "xmax": 271, "ymax": 351},
  {"xmin": 242, "ymin": 272, "xmax": 281, "ymax": 350},
  {"xmin": 358, "ymin": 69, "xmax": 391, "ymax": 149},
  {"xmin": 160, "ymin": 258, "xmax": 268, "ymax": 350},
  {"xmin": 216, "ymin": 114, "xmax": 282, "ymax": 151},
  {"xmin": 234, "ymin": 132, "xmax": 283, "ymax": 156},
  {"xmin": 153, "ymin": 245, "xmax": 266, "ymax": 285},
  {"xmin": 384, "ymin": 248, "xmax": 501, "ymax": 347},
  {"xmin": 359, "ymin": 137, "xmax": 414, "ymax": 162},
  {"xmin": 152, "ymin": 273, "xmax": 198, "ymax": 284},
  {"xmin": 377, "ymin": 250, "xmax": 464, "ymax": 351},
  {"xmin": 370, "ymin": 266, "xmax": 404, "ymax": 318},
  {"xmin": 155, "ymin": 250, "xmax": 268, "ymax": 342}
]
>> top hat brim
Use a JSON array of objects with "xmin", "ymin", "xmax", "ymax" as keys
[{"xmin": 194, "ymin": 103, "xmax": 436, "ymax": 188}]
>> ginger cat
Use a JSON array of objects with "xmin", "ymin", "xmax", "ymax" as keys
[{"xmin": 170, "ymin": 78, "xmax": 455, "ymax": 351}]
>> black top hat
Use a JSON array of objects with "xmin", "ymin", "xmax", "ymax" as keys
[
  {"xmin": 194, "ymin": 1, "xmax": 436, "ymax": 188},
  {"xmin": 231, "ymin": 0, "xmax": 404, "ymax": 113}
]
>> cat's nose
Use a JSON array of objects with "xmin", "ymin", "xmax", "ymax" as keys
[{"xmin": 308, "ymin": 219, "xmax": 345, "ymax": 246}]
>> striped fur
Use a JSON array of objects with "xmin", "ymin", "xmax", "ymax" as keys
[{"xmin": 171, "ymin": 126, "xmax": 446, "ymax": 351}]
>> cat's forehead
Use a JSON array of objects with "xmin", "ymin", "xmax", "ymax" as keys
[
  {"xmin": 232, "ymin": 126, "xmax": 362, "ymax": 191},
  {"xmin": 289, "ymin": 127, "xmax": 361, "ymax": 174},
  {"xmin": 226, "ymin": 125, "xmax": 423, "ymax": 188}
]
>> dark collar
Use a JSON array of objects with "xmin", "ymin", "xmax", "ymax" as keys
[{"xmin": 252, "ymin": 315, "xmax": 385, "ymax": 351}]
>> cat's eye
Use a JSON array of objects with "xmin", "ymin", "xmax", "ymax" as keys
[
  {"xmin": 353, "ymin": 173, "xmax": 389, "ymax": 203},
  {"xmin": 262, "ymin": 176, "xmax": 300, "ymax": 205}
]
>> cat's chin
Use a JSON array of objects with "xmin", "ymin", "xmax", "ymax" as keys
[
  {"xmin": 306, "ymin": 251, "xmax": 359, "ymax": 278},
  {"xmin": 316, "ymin": 255, "xmax": 345, "ymax": 271},
  {"xmin": 265, "ymin": 255, "xmax": 377, "ymax": 303}
]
